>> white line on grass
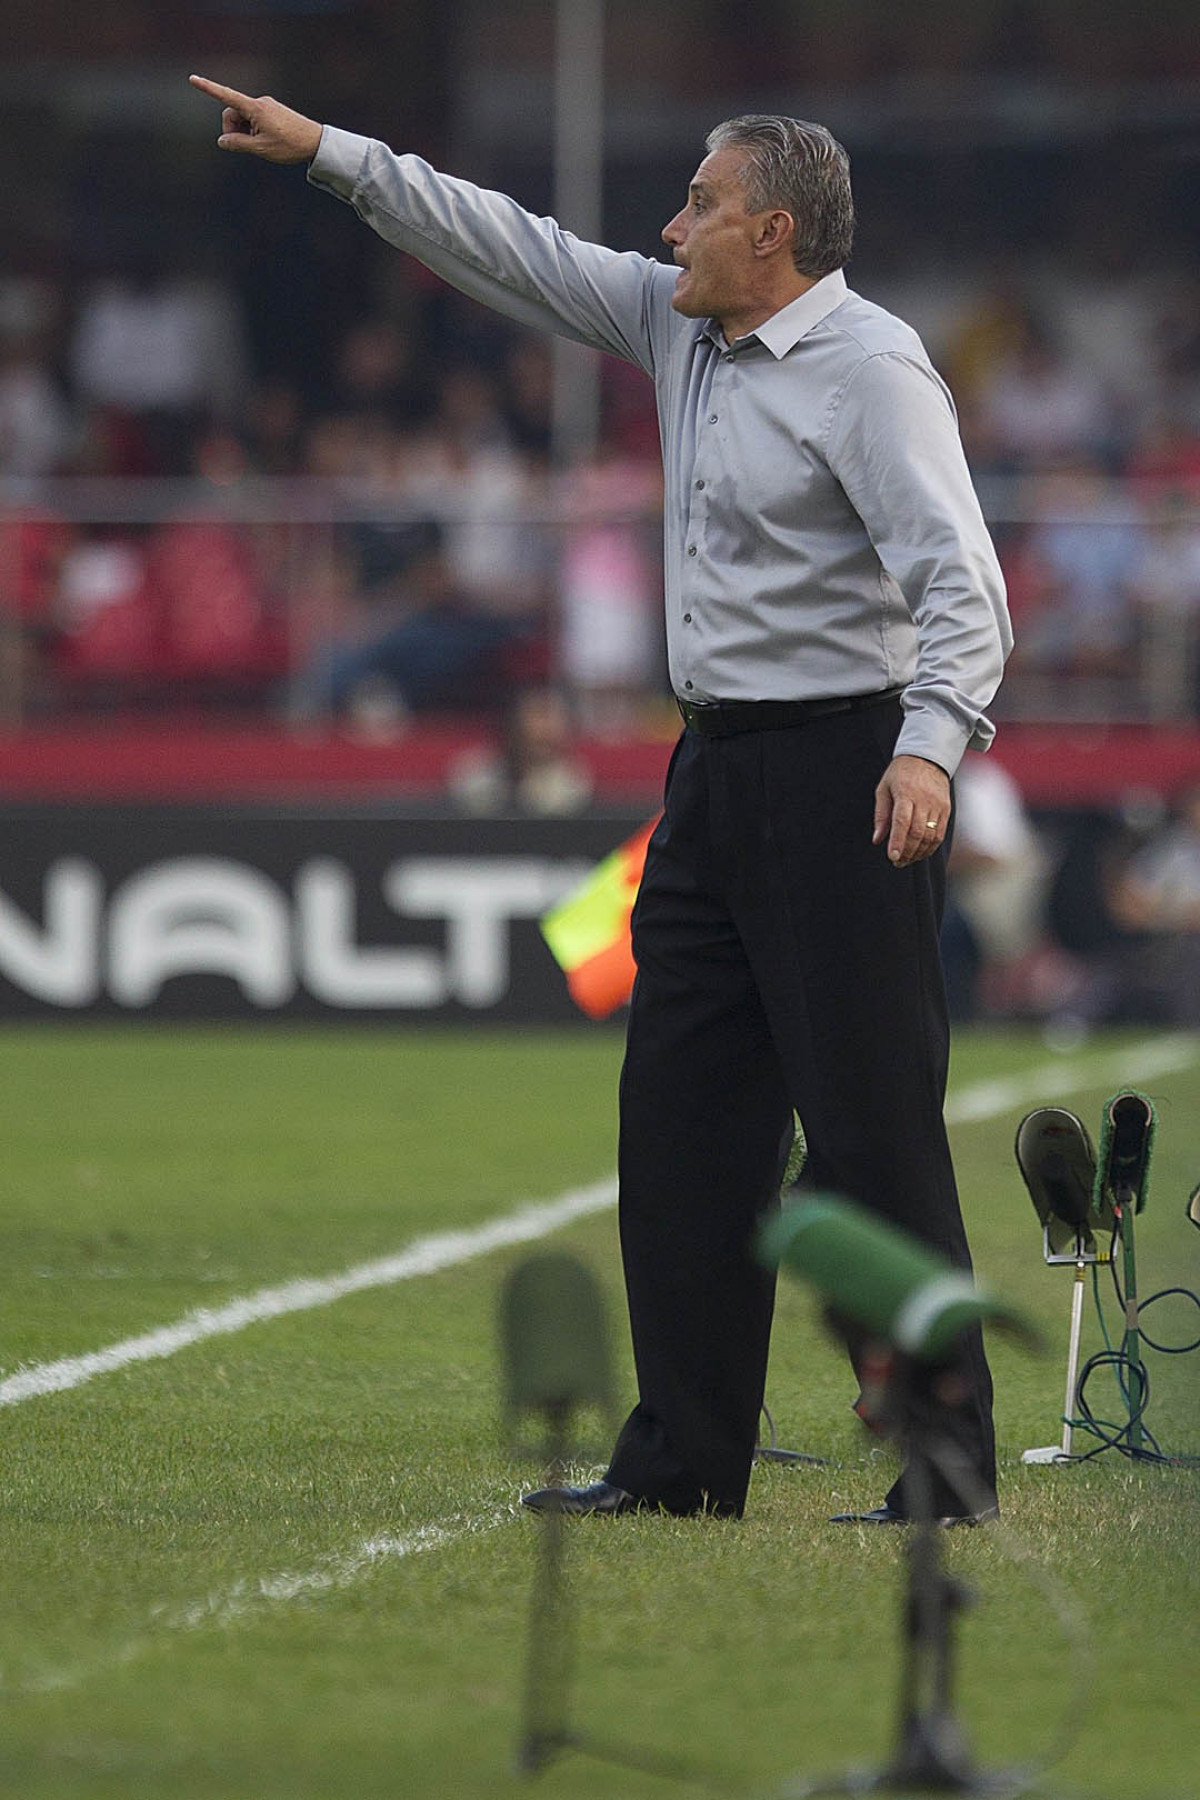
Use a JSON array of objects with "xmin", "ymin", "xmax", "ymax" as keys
[
  {"xmin": 158, "ymin": 1517, "xmax": 500, "ymax": 1633},
  {"xmin": 0, "ymin": 1033, "xmax": 1194, "ymax": 1413},
  {"xmin": 944, "ymin": 1030, "xmax": 1198, "ymax": 1125},
  {"xmin": 16, "ymin": 1513, "xmax": 507, "ymax": 1696},
  {"xmin": 0, "ymin": 1176, "xmax": 617, "ymax": 1409}
]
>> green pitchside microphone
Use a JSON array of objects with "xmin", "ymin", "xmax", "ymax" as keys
[
  {"xmin": 761, "ymin": 1197, "xmax": 1039, "ymax": 1799},
  {"xmin": 758, "ymin": 1194, "xmax": 1035, "ymax": 1363},
  {"xmin": 499, "ymin": 1251, "xmax": 613, "ymax": 1431}
]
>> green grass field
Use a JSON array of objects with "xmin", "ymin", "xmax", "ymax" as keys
[{"xmin": 0, "ymin": 1023, "xmax": 1197, "ymax": 1799}]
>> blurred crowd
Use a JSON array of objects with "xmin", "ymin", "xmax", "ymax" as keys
[
  {"xmin": 0, "ymin": 256, "xmax": 666, "ymax": 737},
  {"xmin": 2, "ymin": 239, "xmax": 1199, "ymax": 734},
  {"xmin": 935, "ymin": 274, "xmax": 1200, "ymax": 721}
]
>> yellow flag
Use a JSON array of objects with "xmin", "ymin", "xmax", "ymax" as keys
[{"xmin": 540, "ymin": 816, "xmax": 658, "ymax": 1018}]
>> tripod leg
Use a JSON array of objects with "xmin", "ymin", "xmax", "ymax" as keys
[
  {"xmin": 518, "ymin": 1417, "xmax": 576, "ymax": 1774},
  {"xmin": 1060, "ymin": 1261, "xmax": 1087, "ymax": 1459},
  {"xmin": 1118, "ymin": 1207, "xmax": 1145, "ymax": 1455},
  {"xmin": 1023, "ymin": 1257, "xmax": 1088, "ymax": 1466},
  {"xmin": 880, "ymin": 1445, "xmax": 979, "ymax": 1792},
  {"xmin": 756, "ymin": 1403, "xmax": 828, "ymax": 1466}
]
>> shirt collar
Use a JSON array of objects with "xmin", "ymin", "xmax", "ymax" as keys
[{"xmin": 703, "ymin": 268, "xmax": 849, "ymax": 361}]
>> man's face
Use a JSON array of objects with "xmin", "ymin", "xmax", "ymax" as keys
[{"xmin": 661, "ymin": 146, "xmax": 765, "ymax": 326}]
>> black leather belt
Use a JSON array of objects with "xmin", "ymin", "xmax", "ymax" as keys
[{"xmin": 676, "ymin": 686, "xmax": 903, "ymax": 738}]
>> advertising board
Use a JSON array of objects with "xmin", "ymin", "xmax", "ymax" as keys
[{"xmin": 0, "ymin": 809, "xmax": 645, "ymax": 1021}]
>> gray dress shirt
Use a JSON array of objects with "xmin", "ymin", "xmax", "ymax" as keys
[{"xmin": 309, "ymin": 128, "xmax": 1011, "ymax": 776}]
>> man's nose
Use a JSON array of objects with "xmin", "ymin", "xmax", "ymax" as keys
[{"xmin": 661, "ymin": 211, "xmax": 683, "ymax": 246}]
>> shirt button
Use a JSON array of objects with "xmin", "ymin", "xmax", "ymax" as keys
[
  {"xmin": 695, "ymin": 479, "xmax": 705, "ymax": 490},
  {"xmin": 723, "ymin": 352, "xmax": 734, "ymax": 362},
  {"xmin": 683, "ymin": 612, "xmax": 692, "ymax": 622},
  {"xmin": 687, "ymin": 544, "xmax": 697, "ymax": 557},
  {"xmin": 685, "ymin": 680, "xmax": 694, "ymax": 690},
  {"xmin": 708, "ymin": 413, "xmax": 718, "ymax": 424}
]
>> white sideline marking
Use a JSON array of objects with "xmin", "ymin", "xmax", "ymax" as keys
[
  {"xmin": 0, "ymin": 1176, "xmax": 617, "ymax": 1409},
  {"xmin": 944, "ymin": 1031, "xmax": 1197, "ymax": 1125},
  {"xmin": 159, "ymin": 1519, "xmax": 494, "ymax": 1631},
  {"xmin": 18, "ymin": 1513, "xmax": 507, "ymax": 1696},
  {"xmin": 0, "ymin": 1033, "xmax": 1194, "ymax": 1413}
]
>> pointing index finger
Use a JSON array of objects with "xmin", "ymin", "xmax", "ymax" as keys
[{"xmin": 189, "ymin": 74, "xmax": 255, "ymax": 111}]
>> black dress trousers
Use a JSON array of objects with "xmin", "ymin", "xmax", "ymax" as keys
[{"xmin": 605, "ymin": 701, "xmax": 997, "ymax": 1517}]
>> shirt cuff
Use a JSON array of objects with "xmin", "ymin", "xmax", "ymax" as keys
[
  {"xmin": 307, "ymin": 124, "xmax": 374, "ymax": 198},
  {"xmin": 893, "ymin": 710, "xmax": 985, "ymax": 780}
]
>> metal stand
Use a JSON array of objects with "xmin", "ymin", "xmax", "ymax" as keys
[
  {"xmin": 517, "ymin": 1411, "xmax": 727, "ymax": 1791},
  {"xmin": 1116, "ymin": 1202, "xmax": 1145, "ymax": 1456},
  {"xmin": 784, "ymin": 1377, "xmax": 1021, "ymax": 1798},
  {"xmin": 517, "ymin": 1405, "xmax": 575, "ymax": 1773},
  {"xmin": 1023, "ymin": 1257, "xmax": 1088, "ymax": 1466},
  {"xmin": 869, "ymin": 1448, "xmax": 1013, "ymax": 1797}
]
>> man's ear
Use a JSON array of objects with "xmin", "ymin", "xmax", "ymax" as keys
[{"xmin": 754, "ymin": 209, "xmax": 795, "ymax": 258}]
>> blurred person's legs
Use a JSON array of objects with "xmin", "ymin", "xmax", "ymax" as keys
[
  {"xmin": 369, "ymin": 611, "xmax": 519, "ymax": 710},
  {"xmin": 301, "ymin": 611, "xmax": 521, "ymax": 719}
]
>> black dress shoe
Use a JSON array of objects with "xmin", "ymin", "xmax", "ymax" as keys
[
  {"xmin": 521, "ymin": 1479, "xmax": 645, "ymax": 1516},
  {"xmin": 829, "ymin": 1503, "xmax": 998, "ymax": 1527}
]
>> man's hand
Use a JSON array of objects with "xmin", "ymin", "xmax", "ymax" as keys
[
  {"xmin": 189, "ymin": 75, "xmax": 323, "ymax": 164},
  {"xmin": 872, "ymin": 754, "xmax": 951, "ymax": 868}
]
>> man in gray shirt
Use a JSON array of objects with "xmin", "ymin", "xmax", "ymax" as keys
[{"xmin": 192, "ymin": 76, "xmax": 1011, "ymax": 1524}]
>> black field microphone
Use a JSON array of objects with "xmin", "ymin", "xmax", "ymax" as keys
[
  {"xmin": 1098, "ymin": 1089, "xmax": 1156, "ymax": 1215},
  {"xmin": 1016, "ymin": 1108, "xmax": 1112, "ymax": 1462},
  {"xmin": 1096, "ymin": 1091, "xmax": 1157, "ymax": 1456},
  {"xmin": 1015, "ymin": 1106, "xmax": 1112, "ymax": 1261},
  {"xmin": 500, "ymin": 1253, "xmax": 613, "ymax": 1776}
]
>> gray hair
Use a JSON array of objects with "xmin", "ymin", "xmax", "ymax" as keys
[{"xmin": 704, "ymin": 114, "xmax": 854, "ymax": 278}]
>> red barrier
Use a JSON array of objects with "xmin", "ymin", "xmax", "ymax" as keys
[{"xmin": 0, "ymin": 721, "xmax": 1197, "ymax": 806}]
